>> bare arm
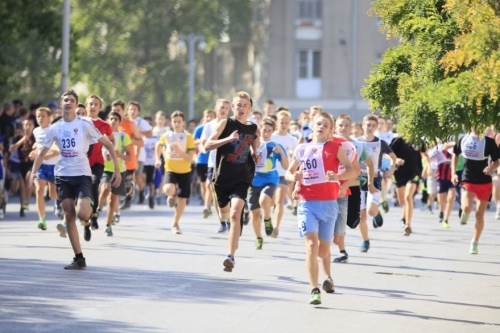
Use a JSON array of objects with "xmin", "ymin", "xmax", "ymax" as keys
[
  {"xmin": 99, "ymin": 136, "xmax": 122, "ymax": 187},
  {"xmin": 29, "ymin": 146, "xmax": 50, "ymax": 187},
  {"xmin": 205, "ymin": 119, "xmax": 238, "ymax": 151},
  {"xmin": 9, "ymin": 136, "xmax": 26, "ymax": 152}
]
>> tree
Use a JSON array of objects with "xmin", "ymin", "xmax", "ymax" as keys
[
  {"xmin": 362, "ymin": 0, "xmax": 500, "ymax": 143},
  {"xmin": 0, "ymin": 0, "xmax": 64, "ymax": 104}
]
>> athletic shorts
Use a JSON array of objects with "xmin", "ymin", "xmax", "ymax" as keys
[
  {"xmin": 37, "ymin": 164, "xmax": 55, "ymax": 184},
  {"xmin": 347, "ymin": 186, "xmax": 361, "ymax": 229},
  {"xmin": 165, "ymin": 171, "xmax": 191, "ymax": 198},
  {"xmin": 144, "ymin": 165, "xmax": 156, "ymax": 185},
  {"xmin": 333, "ymin": 196, "xmax": 348, "ymax": 236},
  {"xmin": 8, "ymin": 161, "xmax": 21, "ymax": 180},
  {"xmin": 20, "ymin": 161, "xmax": 32, "ymax": 179},
  {"xmin": 102, "ymin": 171, "xmax": 126, "ymax": 196},
  {"xmin": 461, "ymin": 182, "xmax": 492, "ymax": 202},
  {"xmin": 196, "ymin": 163, "xmax": 208, "ymax": 183},
  {"xmin": 426, "ymin": 169, "xmax": 438, "ymax": 195},
  {"xmin": 248, "ymin": 183, "xmax": 277, "ymax": 210},
  {"xmin": 297, "ymin": 200, "xmax": 338, "ymax": 242},
  {"xmin": 394, "ymin": 172, "xmax": 420, "ymax": 188},
  {"xmin": 213, "ymin": 181, "xmax": 249, "ymax": 208},
  {"xmin": 55, "ymin": 176, "xmax": 92, "ymax": 202},
  {"xmin": 278, "ymin": 176, "xmax": 288, "ymax": 186},
  {"xmin": 91, "ymin": 163, "xmax": 104, "ymax": 186},
  {"xmin": 360, "ymin": 176, "xmax": 382, "ymax": 210},
  {"xmin": 437, "ymin": 179, "xmax": 455, "ymax": 194}
]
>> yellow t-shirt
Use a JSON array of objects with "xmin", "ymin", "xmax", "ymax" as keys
[{"xmin": 158, "ymin": 130, "xmax": 195, "ymax": 174}]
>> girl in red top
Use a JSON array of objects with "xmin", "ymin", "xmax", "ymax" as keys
[{"xmin": 286, "ymin": 112, "xmax": 355, "ymax": 306}]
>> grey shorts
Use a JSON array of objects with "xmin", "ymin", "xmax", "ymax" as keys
[
  {"xmin": 248, "ymin": 183, "xmax": 277, "ymax": 210},
  {"xmin": 333, "ymin": 196, "xmax": 348, "ymax": 236},
  {"xmin": 278, "ymin": 176, "xmax": 288, "ymax": 186}
]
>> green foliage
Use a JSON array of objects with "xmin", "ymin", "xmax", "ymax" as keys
[{"xmin": 362, "ymin": 0, "xmax": 500, "ymax": 143}]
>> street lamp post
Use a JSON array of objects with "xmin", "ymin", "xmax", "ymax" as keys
[
  {"xmin": 180, "ymin": 34, "xmax": 205, "ymax": 121},
  {"xmin": 61, "ymin": 0, "xmax": 70, "ymax": 93}
]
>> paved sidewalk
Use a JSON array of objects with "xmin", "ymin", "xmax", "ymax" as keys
[{"xmin": 0, "ymin": 197, "xmax": 499, "ymax": 333}]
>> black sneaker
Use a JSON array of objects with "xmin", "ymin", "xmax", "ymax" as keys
[
  {"xmin": 120, "ymin": 199, "xmax": 131, "ymax": 210},
  {"xmin": 20, "ymin": 208, "xmax": 25, "ymax": 217},
  {"xmin": 138, "ymin": 190, "xmax": 145, "ymax": 204},
  {"xmin": 292, "ymin": 207, "xmax": 297, "ymax": 216},
  {"xmin": 372, "ymin": 213, "xmax": 383, "ymax": 228},
  {"xmin": 90, "ymin": 215, "xmax": 99, "ymax": 230},
  {"xmin": 215, "ymin": 222, "xmax": 227, "ymax": 233},
  {"xmin": 223, "ymin": 255, "xmax": 235, "ymax": 272},
  {"xmin": 333, "ymin": 251, "xmax": 348, "ymax": 263},
  {"xmin": 148, "ymin": 195, "xmax": 154, "ymax": 209},
  {"xmin": 438, "ymin": 211, "xmax": 444, "ymax": 223},
  {"xmin": 322, "ymin": 277, "xmax": 335, "ymax": 293},
  {"xmin": 264, "ymin": 218, "xmax": 273, "ymax": 236},
  {"xmin": 84, "ymin": 225, "xmax": 91, "ymax": 242},
  {"xmin": 64, "ymin": 257, "xmax": 86, "ymax": 270}
]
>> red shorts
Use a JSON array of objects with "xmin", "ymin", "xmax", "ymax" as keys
[{"xmin": 461, "ymin": 182, "xmax": 492, "ymax": 202}]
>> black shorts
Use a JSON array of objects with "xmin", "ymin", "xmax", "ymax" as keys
[
  {"xmin": 346, "ymin": 185, "xmax": 361, "ymax": 229},
  {"xmin": 196, "ymin": 163, "xmax": 208, "ymax": 182},
  {"xmin": 394, "ymin": 172, "xmax": 420, "ymax": 188},
  {"xmin": 101, "ymin": 171, "xmax": 126, "ymax": 196},
  {"xmin": 55, "ymin": 176, "xmax": 92, "ymax": 202},
  {"xmin": 144, "ymin": 165, "xmax": 156, "ymax": 185},
  {"xmin": 91, "ymin": 163, "xmax": 104, "ymax": 185},
  {"xmin": 165, "ymin": 171, "xmax": 191, "ymax": 198},
  {"xmin": 248, "ymin": 184, "xmax": 276, "ymax": 210},
  {"xmin": 213, "ymin": 181, "xmax": 250, "ymax": 208}
]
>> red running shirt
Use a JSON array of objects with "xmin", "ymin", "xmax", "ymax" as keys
[{"xmin": 88, "ymin": 118, "xmax": 112, "ymax": 167}]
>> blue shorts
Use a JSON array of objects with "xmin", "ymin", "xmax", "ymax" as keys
[
  {"xmin": 8, "ymin": 161, "xmax": 21, "ymax": 180},
  {"xmin": 297, "ymin": 200, "xmax": 338, "ymax": 241},
  {"xmin": 437, "ymin": 179, "xmax": 455, "ymax": 194},
  {"xmin": 334, "ymin": 196, "xmax": 348, "ymax": 236},
  {"xmin": 37, "ymin": 164, "xmax": 55, "ymax": 183}
]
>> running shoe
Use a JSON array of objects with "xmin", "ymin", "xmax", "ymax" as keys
[
  {"xmin": 360, "ymin": 240, "xmax": 370, "ymax": 252},
  {"xmin": 57, "ymin": 223, "xmax": 67, "ymax": 238},
  {"xmin": 496, "ymin": 206, "xmax": 500, "ymax": 220},
  {"xmin": 264, "ymin": 218, "xmax": 273, "ymax": 236},
  {"xmin": 333, "ymin": 251, "xmax": 348, "ymax": 263},
  {"xmin": 138, "ymin": 190, "xmax": 145, "ymax": 204},
  {"xmin": 84, "ymin": 225, "xmax": 91, "ymax": 241},
  {"xmin": 400, "ymin": 218, "xmax": 406, "ymax": 228},
  {"xmin": 64, "ymin": 257, "xmax": 86, "ymax": 270},
  {"xmin": 292, "ymin": 207, "xmax": 297, "ymax": 216},
  {"xmin": 270, "ymin": 228, "xmax": 279, "ymax": 238},
  {"xmin": 120, "ymin": 198, "xmax": 131, "ymax": 210},
  {"xmin": 37, "ymin": 220, "xmax": 47, "ymax": 231},
  {"xmin": 322, "ymin": 277, "xmax": 335, "ymax": 293},
  {"xmin": 309, "ymin": 288, "xmax": 321, "ymax": 305},
  {"xmin": 460, "ymin": 212, "xmax": 469, "ymax": 225},
  {"xmin": 0, "ymin": 210, "xmax": 4, "ymax": 220},
  {"xmin": 381, "ymin": 200, "xmax": 389, "ymax": 213},
  {"xmin": 105, "ymin": 225, "xmax": 113, "ymax": 237},
  {"xmin": 215, "ymin": 222, "xmax": 227, "ymax": 233},
  {"xmin": 403, "ymin": 225, "xmax": 412, "ymax": 236},
  {"xmin": 203, "ymin": 208, "xmax": 212, "ymax": 218},
  {"xmin": 90, "ymin": 215, "xmax": 99, "ymax": 230},
  {"xmin": 148, "ymin": 195, "xmax": 155, "ymax": 209},
  {"xmin": 22, "ymin": 203, "xmax": 30, "ymax": 211},
  {"xmin": 113, "ymin": 213, "xmax": 120, "ymax": 225},
  {"xmin": 172, "ymin": 226, "xmax": 182, "ymax": 234},
  {"xmin": 56, "ymin": 205, "xmax": 63, "ymax": 219},
  {"xmin": 223, "ymin": 255, "xmax": 235, "ymax": 272},
  {"xmin": 470, "ymin": 241, "xmax": 478, "ymax": 255},
  {"xmin": 442, "ymin": 220, "xmax": 450, "ymax": 228},
  {"xmin": 255, "ymin": 237, "xmax": 263, "ymax": 250},
  {"xmin": 438, "ymin": 211, "xmax": 444, "ymax": 223},
  {"xmin": 372, "ymin": 213, "xmax": 383, "ymax": 228},
  {"xmin": 242, "ymin": 205, "xmax": 250, "ymax": 225},
  {"xmin": 20, "ymin": 208, "xmax": 25, "ymax": 218},
  {"xmin": 167, "ymin": 195, "xmax": 176, "ymax": 208}
]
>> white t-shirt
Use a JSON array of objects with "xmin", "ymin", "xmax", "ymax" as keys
[
  {"xmin": 143, "ymin": 136, "xmax": 158, "ymax": 166},
  {"xmin": 33, "ymin": 126, "xmax": 59, "ymax": 165},
  {"xmin": 43, "ymin": 117, "xmax": 102, "ymax": 177},
  {"xmin": 134, "ymin": 117, "xmax": 153, "ymax": 163},
  {"xmin": 200, "ymin": 119, "xmax": 218, "ymax": 168},
  {"xmin": 271, "ymin": 132, "xmax": 298, "ymax": 176}
]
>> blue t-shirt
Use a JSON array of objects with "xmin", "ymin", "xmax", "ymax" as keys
[
  {"xmin": 194, "ymin": 124, "xmax": 209, "ymax": 164},
  {"xmin": 252, "ymin": 140, "xmax": 286, "ymax": 187}
]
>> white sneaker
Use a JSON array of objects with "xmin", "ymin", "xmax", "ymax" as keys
[{"xmin": 495, "ymin": 206, "xmax": 500, "ymax": 220}]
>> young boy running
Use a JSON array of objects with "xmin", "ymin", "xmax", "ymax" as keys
[
  {"xmin": 205, "ymin": 91, "xmax": 260, "ymax": 272},
  {"xmin": 286, "ymin": 112, "xmax": 355, "ymax": 305},
  {"xmin": 250, "ymin": 118, "xmax": 288, "ymax": 249}
]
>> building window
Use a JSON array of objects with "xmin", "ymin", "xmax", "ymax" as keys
[
  {"xmin": 298, "ymin": 50, "xmax": 321, "ymax": 79},
  {"xmin": 296, "ymin": 49, "xmax": 322, "ymax": 98},
  {"xmin": 298, "ymin": 0, "xmax": 322, "ymax": 21}
]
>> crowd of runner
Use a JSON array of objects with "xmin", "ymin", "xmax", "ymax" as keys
[{"xmin": 1, "ymin": 91, "xmax": 499, "ymax": 305}]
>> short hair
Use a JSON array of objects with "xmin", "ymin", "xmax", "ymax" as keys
[
  {"xmin": 262, "ymin": 118, "xmax": 276, "ymax": 131},
  {"xmin": 263, "ymin": 99, "xmax": 275, "ymax": 106},
  {"xmin": 252, "ymin": 110, "xmax": 262, "ymax": 117},
  {"xmin": 35, "ymin": 107, "xmax": 52, "ymax": 117},
  {"xmin": 111, "ymin": 99, "xmax": 125, "ymax": 110},
  {"xmin": 128, "ymin": 101, "xmax": 141, "ymax": 112},
  {"xmin": 107, "ymin": 111, "xmax": 122, "ymax": 122},
  {"xmin": 203, "ymin": 108, "xmax": 215, "ymax": 117},
  {"xmin": 85, "ymin": 94, "xmax": 104, "ymax": 108},
  {"xmin": 170, "ymin": 110, "xmax": 185, "ymax": 121},
  {"xmin": 233, "ymin": 91, "xmax": 251, "ymax": 101},
  {"xmin": 363, "ymin": 114, "xmax": 379, "ymax": 124},
  {"xmin": 337, "ymin": 114, "xmax": 352, "ymax": 124},
  {"xmin": 19, "ymin": 107, "xmax": 29, "ymax": 117},
  {"xmin": 277, "ymin": 106, "xmax": 289, "ymax": 112},
  {"xmin": 215, "ymin": 98, "xmax": 230, "ymax": 108},
  {"xmin": 77, "ymin": 103, "xmax": 85, "ymax": 108},
  {"xmin": 61, "ymin": 89, "xmax": 78, "ymax": 103},
  {"xmin": 310, "ymin": 105, "xmax": 323, "ymax": 112},
  {"xmin": 313, "ymin": 112, "xmax": 335, "ymax": 129},
  {"xmin": 155, "ymin": 110, "xmax": 167, "ymax": 118},
  {"xmin": 276, "ymin": 110, "xmax": 291, "ymax": 119}
]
